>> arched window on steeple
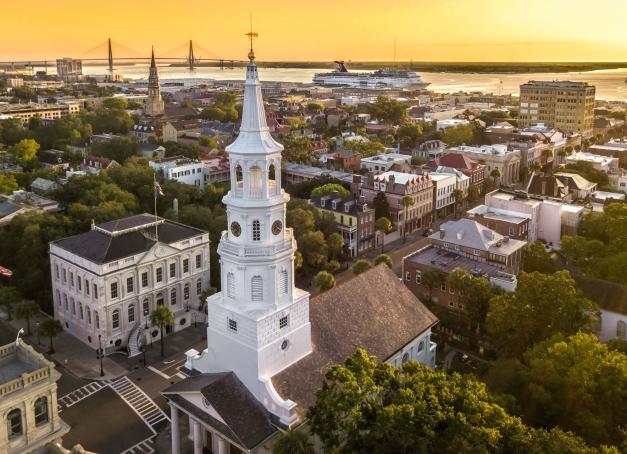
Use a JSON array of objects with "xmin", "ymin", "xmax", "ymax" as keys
[
  {"xmin": 251, "ymin": 276, "xmax": 263, "ymax": 302},
  {"xmin": 269, "ymin": 163, "xmax": 277, "ymax": 195},
  {"xmin": 234, "ymin": 164, "xmax": 243, "ymax": 194},
  {"xmin": 249, "ymin": 165, "xmax": 262, "ymax": 198},
  {"xmin": 227, "ymin": 273, "xmax": 235, "ymax": 298}
]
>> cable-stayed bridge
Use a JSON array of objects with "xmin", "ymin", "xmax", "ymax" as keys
[{"xmin": 0, "ymin": 38, "xmax": 245, "ymax": 71}]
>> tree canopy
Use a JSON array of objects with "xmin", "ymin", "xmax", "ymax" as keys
[
  {"xmin": 311, "ymin": 183, "xmax": 351, "ymax": 199},
  {"xmin": 308, "ymin": 349, "xmax": 610, "ymax": 454},
  {"xmin": 486, "ymin": 271, "xmax": 599, "ymax": 357},
  {"xmin": 522, "ymin": 241, "xmax": 556, "ymax": 274}
]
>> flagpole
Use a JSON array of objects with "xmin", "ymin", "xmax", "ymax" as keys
[{"xmin": 153, "ymin": 172, "xmax": 159, "ymax": 242}]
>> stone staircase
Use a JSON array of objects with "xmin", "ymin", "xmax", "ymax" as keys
[{"xmin": 127, "ymin": 322, "xmax": 144, "ymax": 358}]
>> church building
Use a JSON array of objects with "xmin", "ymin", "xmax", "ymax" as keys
[
  {"xmin": 143, "ymin": 47, "xmax": 165, "ymax": 117},
  {"xmin": 162, "ymin": 42, "xmax": 438, "ymax": 454}
]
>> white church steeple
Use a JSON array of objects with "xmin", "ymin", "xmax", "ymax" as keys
[{"xmin": 186, "ymin": 37, "xmax": 312, "ymax": 426}]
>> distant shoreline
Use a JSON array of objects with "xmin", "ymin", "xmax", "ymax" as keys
[{"xmin": 162, "ymin": 61, "xmax": 627, "ymax": 74}]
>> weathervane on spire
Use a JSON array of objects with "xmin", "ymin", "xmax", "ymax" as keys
[{"xmin": 245, "ymin": 13, "xmax": 258, "ymax": 62}]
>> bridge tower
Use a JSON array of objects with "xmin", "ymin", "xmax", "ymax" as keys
[
  {"xmin": 187, "ymin": 40, "xmax": 195, "ymax": 70},
  {"xmin": 107, "ymin": 38, "xmax": 114, "ymax": 75}
]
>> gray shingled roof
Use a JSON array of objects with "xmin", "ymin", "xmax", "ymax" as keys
[
  {"xmin": 432, "ymin": 219, "xmax": 526, "ymax": 255},
  {"xmin": 272, "ymin": 264, "xmax": 438, "ymax": 413},
  {"xmin": 163, "ymin": 372, "xmax": 278, "ymax": 450},
  {"xmin": 51, "ymin": 215, "xmax": 206, "ymax": 264}
]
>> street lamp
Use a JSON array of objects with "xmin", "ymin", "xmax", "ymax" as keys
[
  {"xmin": 97, "ymin": 334, "xmax": 104, "ymax": 377},
  {"xmin": 141, "ymin": 344, "xmax": 146, "ymax": 367}
]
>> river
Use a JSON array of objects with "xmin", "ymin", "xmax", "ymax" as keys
[{"xmin": 81, "ymin": 64, "xmax": 627, "ymax": 101}]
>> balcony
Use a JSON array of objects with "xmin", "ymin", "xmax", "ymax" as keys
[
  {"xmin": 218, "ymin": 228, "xmax": 295, "ymax": 258},
  {"xmin": 230, "ymin": 181, "xmax": 279, "ymax": 199}
]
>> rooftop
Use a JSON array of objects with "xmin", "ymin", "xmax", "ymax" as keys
[
  {"xmin": 431, "ymin": 218, "xmax": 527, "ymax": 255},
  {"xmin": 51, "ymin": 214, "xmax": 207, "ymax": 265},
  {"xmin": 0, "ymin": 341, "xmax": 57, "ymax": 398},
  {"xmin": 272, "ymin": 264, "xmax": 437, "ymax": 412},
  {"xmin": 448, "ymin": 144, "xmax": 516, "ymax": 156},
  {"xmin": 373, "ymin": 170, "xmax": 431, "ymax": 185},
  {"xmin": 467, "ymin": 204, "xmax": 530, "ymax": 225},
  {"xmin": 406, "ymin": 244, "xmax": 516, "ymax": 281}
]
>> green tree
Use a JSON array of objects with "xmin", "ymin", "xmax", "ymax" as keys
[
  {"xmin": 564, "ymin": 161, "xmax": 609, "ymax": 186},
  {"xmin": 287, "ymin": 207, "xmax": 316, "ymax": 238},
  {"xmin": 150, "ymin": 305, "xmax": 175, "ymax": 358},
  {"xmin": 307, "ymin": 349, "xmax": 606, "ymax": 454},
  {"xmin": 272, "ymin": 429, "xmax": 314, "ymax": 454},
  {"xmin": 449, "ymin": 268, "xmax": 494, "ymax": 332},
  {"xmin": 102, "ymin": 97, "xmax": 128, "ymax": 109},
  {"xmin": 401, "ymin": 195, "xmax": 415, "ymax": 243},
  {"xmin": 490, "ymin": 168, "xmax": 501, "ymax": 185},
  {"xmin": 352, "ymin": 259, "xmax": 373, "ymax": 275},
  {"xmin": 374, "ymin": 254, "xmax": 393, "ymax": 269},
  {"xmin": 486, "ymin": 271, "xmax": 599, "ymax": 357},
  {"xmin": 312, "ymin": 271, "xmax": 336, "ymax": 292},
  {"xmin": 513, "ymin": 333, "xmax": 627, "ymax": 447},
  {"xmin": 9, "ymin": 138, "xmax": 40, "ymax": 166},
  {"xmin": 15, "ymin": 300, "xmax": 39, "ymax": 336},
  {"xmin": 366, "ymin": 96, "xmax": 408, "ymax": 124},
  {"xmin": 298, "ymin": 231, "xmax": 329, "ymax": 271},
  {"xmin": 0, "ymin": 286, "xmax": 21, "ymax": 321},
  {"xmin": 311, "ymin": 183, "xmax": 351, "ymax": 199},
  {"xmin": 523, "ymin": 241, "xmax": 556, "ymax": 274},
  {"xmin": 90, "ymin": 137, "xmax": 138, "ymax": 163},
  {"xmin": 421, "ymin": 268, "xmax": 445, "ymax": 302},
  {"xmin": 467, "ymin": 184, "xmax": 480, "ymax": 205},
  {"xmin": 200, "ymin": 107, "xmax": 226, "ymax": 121},
  {"xmin": 283, "ymin": 137, "xmax": 315, "ymax": 164},
  {"xmin": 397, "ymin": 123, "xmax": 424, "ymax": 148},
  {"xmin": 440, "ymin": 124, "xmax": 475, "ymax": 147},
  {"xmin": 38, "ymin": 318, "xmax": 63, "ymax": 354},
  {"xmin": 452, "ymin": 188, "xmax": 464, "ymax": 218},
  {"xmin": 344, "ymin": 139, "xmax": 385, "ymax": 158},
  {"xmin": 326, "ymin": 233, "xmax": 344, "ymax": 261},
  {"xmin": 0, "ymin": 174, "xmax": 19, "ymax": 194},
  {"xmin": 373, "ymin": 192, "xmax": 390, "ymax": 220},
  {"xmin": 374, "ymin": 217, "xmax": 392, "ymax": 254}
]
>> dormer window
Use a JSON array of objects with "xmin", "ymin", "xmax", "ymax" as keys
[
  {"xmin": 332, "ymin": 201, "xmax": 337, "ymax": 210},
  {"xmin": 321, "ymin": 199, "xmax": 326, "ymax": 207},
  {"xmin": 344, "ymin": 204, "xmax": 350, "ymax": 213}
]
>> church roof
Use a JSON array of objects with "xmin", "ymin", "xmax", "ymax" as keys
[
  {"xmin": 225, "ymin": 60, "xmax": 283, "ymax": 155},
  {"xmin": 271, "ymin": 264, "xmax": 438, "ymax": 412},
  {"xmin": 163, "ymin": 372, "xmax": 278, "ymax": 450}
]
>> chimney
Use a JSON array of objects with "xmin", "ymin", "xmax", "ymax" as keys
[
  {"xmin": 439, "ymin": 228, "xmax": 445, "ymax": 239},
  {"xmin": 351, "ymin": 175, "xmax": 362, "ymax": 198}
]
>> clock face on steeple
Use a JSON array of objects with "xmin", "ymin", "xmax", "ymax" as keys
[
  {"xmin": 272, "ymin": 220, "xmax": 283, "ymax": 235},
  {"xmin": 230, "ymin": 222, "xmax": 242, "ymax": 237}
]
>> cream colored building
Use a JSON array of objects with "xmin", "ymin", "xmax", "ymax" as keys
[
  {"xmin": 0, "ymin": 102, "xmax": 81, "ymax": 124},
  {"xmin": 518, "ymin": 81, "xmax": 595, "ymax": 138},
  {"xmin": 0, "ymin": 341, "xmax": 69, "ymax": 454}
]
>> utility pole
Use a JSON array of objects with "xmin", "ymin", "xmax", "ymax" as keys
[{"xmin": 97, "ymin": 334, "xmax": 104, "ymax": 377}]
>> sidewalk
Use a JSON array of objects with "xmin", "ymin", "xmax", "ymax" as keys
[{"xmin": 1, "ymin": 310, "xmax": 128, "ymax": 380}]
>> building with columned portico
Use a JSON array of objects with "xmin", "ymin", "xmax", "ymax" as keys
[{"xmin": 161, "ymin": 44, "xmax": 438, "ymax": 454}]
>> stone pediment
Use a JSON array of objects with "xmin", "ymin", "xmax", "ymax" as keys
[{"xmin": 138, "ymin": 243, "xmax": 180, "ymax": 264}]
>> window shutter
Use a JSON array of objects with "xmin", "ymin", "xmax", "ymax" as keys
[
  {"xmin": 251, "ymin": 276, "xmax": 263, "ymax": 302},
  {"xmin": 280, "ymin": 270, "xmax": 288, "ymax": 294},
  {"xmin": 227, "ymin": 273, "xmax": 235, "ymax": 298}
]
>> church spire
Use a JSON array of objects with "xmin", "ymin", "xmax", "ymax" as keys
[
  {"xmin": 225, "ymin": 34, "xmax": 283, "ymax": 155},
  {"xmin": 150, "ymin": 46, "xmax": 156, "ymax": 68}
]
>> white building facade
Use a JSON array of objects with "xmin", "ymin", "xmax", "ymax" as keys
[
  {"xmin": 149, "ymin": 158, "xmax": 205, "ymax": 187},
  {"xmin": 50, "ymin": 215, "xmax": 210, "ymax": 355},
  {"xmin": 360, "ymin": 153, "xmax": 411, "ymax": 173}
]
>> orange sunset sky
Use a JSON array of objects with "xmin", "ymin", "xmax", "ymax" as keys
[{"xmin": 2, "ymin": 0, "xmax": 626, "ymax": 62}]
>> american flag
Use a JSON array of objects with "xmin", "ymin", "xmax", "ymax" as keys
[
  {"xmin": 154, "ymin": 180, "xmax": 164, "ymax": 197},
  {"xmin": 0, "ymin": 266, "xmax": 13, "ymax": 277}
]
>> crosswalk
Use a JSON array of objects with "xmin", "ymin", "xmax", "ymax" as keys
[
  {"xmin": 58, "ymin": 381, "xmax": 108, "ymax": 410},
  {"xmin": 107, "ymin": 376, "xmax": 170, "ymax": 431},
  {"xmin": 121, "ymin": 438, "xmax": 155, "ymax": 454}
]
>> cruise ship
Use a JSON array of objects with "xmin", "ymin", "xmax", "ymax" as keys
[{"xmin": 313, "ymin": 61, "xmax": 430, "ymax": 89}]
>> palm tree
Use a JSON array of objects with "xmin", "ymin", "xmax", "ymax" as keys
[
  {"xmin": 150, "ymin": 305, "xmax": 175, "ymax": 358},
  {"xmin": 15, "ymin": 300, "xmax": 39, "ymax": 336},
  {"xmin": 38, "ymin": 319, "xmax": 63, "ymax": 354},
  {"xmin": 0, "ymin": 286, "xmax": 21, "ymax": 321},
  {"xmin": 400, "ymin": 196, "xmax": 415, "ymax": 243},
  {"xmin": 490, "ymin": 168, "xmax": 501, "ymax": 186},
  {"xmin": 272, "ymin": 429, "xmax": 314, "ymax": 454},
  {"xmin": 374, "ymin": 217, "xmax": 392, "ymax": 254}
]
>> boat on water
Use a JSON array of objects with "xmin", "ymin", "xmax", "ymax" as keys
[{"xmin": 313, "ymin": 61, "xmax": 430, "ymax": 89}]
